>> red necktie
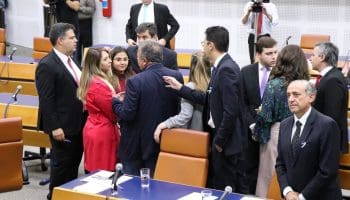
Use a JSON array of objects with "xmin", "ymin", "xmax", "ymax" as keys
[
  {"xmin": 67, "ymin": 57, "xmax": 80, "ymax": 86},
  {"xmin": 315, "ymin": 75, "xmax": 321, "ymax": 87},
  {"xmin": 257, "ymin": 12, "xmax": 263, "ymax": 35}
]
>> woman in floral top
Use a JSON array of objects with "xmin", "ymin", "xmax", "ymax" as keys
[{"xmin": 254, "ymin": 45, "xmax": 309, "ymax": 197}]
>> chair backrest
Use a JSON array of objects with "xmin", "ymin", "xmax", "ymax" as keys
[
  {"xmin": 339, "ymin": 169, "xmax": 350, "ymax": 190},
  {"xmin": 0, "ymin": 117, "xmax": 23, "ymax": 192},
  {"xmin": 340, "ymin": 143, "xmax": 350, "ymax": 167},
  {"xmin": 0, "ymin": 28, "xmax": 5, "ymax": 55},
  {"xmin": 267, "ymin": 172, "xmax": 281, "ymax": 200},
  {"xmin": 300, "ymin": 34, "xmax": 330, "ymax": 54},
  {"xmin": 32, "ymin": 37, "xmax": 52, "ymax": 60},
  {"xmin": 154, "ymin": 128, "xmax": 209, "ymax": 187},
  {"xmin": 169, "ymin": 37, "xmax": 175, "ymax": 50}
]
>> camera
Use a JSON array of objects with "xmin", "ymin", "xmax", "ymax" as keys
[{"xmin": 251, "ymin": 0, "xmax": 270, "ymax": 13}]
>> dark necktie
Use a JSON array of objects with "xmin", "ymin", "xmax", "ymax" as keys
[
  {"xmin": 208, "ymin": 67, "xmax": 217, "ymax": 88},
  {"xmin": 292, "ymin": 121, "xmax": 302, "ymax": 158}
]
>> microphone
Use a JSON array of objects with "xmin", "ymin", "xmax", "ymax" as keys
[
  {"xmin": 111, "ymin": 163, "xmax": 123, "ymax": 191},
  {"xmin": 285, "ymin": 36, "xmax": 292, "ymax": 45},
  {"xmin": 218, "ymin": 186, "xmax": 232, "ymax": 200},
  {"xmin": 8, "ymin": 47, "xmax": 17, "ymax": 61},
  {"xmin": 12, "ymin": 85, "xmax": 22, "ymax": 102}
]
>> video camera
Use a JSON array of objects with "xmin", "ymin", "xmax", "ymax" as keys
[{"xmin": 251, "ymin": 0, "xmax": 270, "ymax": 13}]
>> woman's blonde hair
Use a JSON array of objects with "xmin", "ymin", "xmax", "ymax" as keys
[
  {"xmin": 77, "ymin": 48, "xmax": 114, "ymax": 102},
  {"xmin": 188, "ymin": 52, "xmax": 211, "ymax": 92}
]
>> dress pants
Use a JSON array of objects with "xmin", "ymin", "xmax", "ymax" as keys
[
  {"xmin": 255, "ymin": 122, "xmax": 280, "ymax": 198},
  {"xmin": 78, "ymin": 18, "xmax": 93, "ymax": 63},
  {"xmin": 47, "ymin": 134, "xmax": 83, "ymax": 200},
  {"xmin": 211, "ymin": 148, "xmax": 247, "ymax": 193}
]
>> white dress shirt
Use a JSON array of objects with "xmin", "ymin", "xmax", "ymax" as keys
[
  {"xmin": 138, "ymin": 1, "xmax": 155, "ymax": 25},
  {"xmin": 242, "ymin": 2, "xmax": 278, "ymax": 35},
  {"xmin": 53, "ymin": 48, "xmax": 81, "ymax": 83}
]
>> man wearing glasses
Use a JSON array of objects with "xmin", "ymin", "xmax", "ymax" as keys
[{"xmin": 163, "ymin": 26, "xmax": 247, "ymax": 192}]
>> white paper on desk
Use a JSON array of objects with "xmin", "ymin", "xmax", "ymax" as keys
[
  {"xmin": 82, "ymin": 171, "xmax": 133, "ymax": 187},
  {"xmin": 73, "ymin": 182, "xmax": 110, "ymax": 194},
  {"xmin": 177, "ymin": 192, "xmax": 217, "ymax": 200},
  {"xmin": 117, "ymin": 175, "xmax": 133, "ymax": 185},
  {"xmin": 241, "ymin": 196, "xmax": 265, "ymax": 200},
  {"xmin": 81, "ymin": 170, "xmax": 113, "ymax": 187}
]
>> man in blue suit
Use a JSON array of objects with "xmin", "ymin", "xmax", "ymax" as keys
[
  {"xmin": 163, "ymin": 26, "xmax": 247, "ymax": 192},
  {"xmin": 112, "ymin": 40, "xmax": 183, "ymax": 177},
  {"xmin": 127, "ymin": 22, "xmax": 178, "ymax": 73},
  {"xmin": 276, "ymin": 80, "xmax": 341, "ymax": 200}
]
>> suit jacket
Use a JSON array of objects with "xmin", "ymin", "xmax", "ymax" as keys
[
  {"xmin": 313, "ymin": 67, "xmax": 348, "ymax": 153},
  {"xmin": 240, "ymin": 63, "xmax": 261, "ymax": 189},
  {"xmin": 125, "ymin": 2, "xmax": 180, "ymax": 48},
  {"xmin": 241, "ymin": 63, "xmax": 261, "ymax": 125},
  {"xmin": 35, "ymin": 51, "xmax": 84, "ymax": 136},
  {"xmin": 276, "ymin": 108, "xmax": 341, "ymax": 199},
  {"xmin": 127, "ymin": 45, "xmax": 178, "ymax": 73},
  {"xmin": 112, "ymin": 63, "xmax": 183, "ymax": 161},
  {"xmin": 179, "ymin": 54, "xmax": 247, "ymax": 156}
]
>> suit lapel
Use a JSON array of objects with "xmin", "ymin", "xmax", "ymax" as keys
[
  {"xmin": 135, "ymin": 4, "xmax": 142, "ymax": 25},
  {"xmin": 154, "ymin": 3, "xmax": 159, "ymax": 24},
  {"xmin": 252, "ymin": 64, "xmax": 261, "ymax": 100},
  {"xmin": 51, "ymin": 51, "xmax": 79, "ymax": 87},
  {"xmin": 285, "ymin": 118, "xmax": 294, "ymax": 163},
  {"xmin": 292, "ymin": 108, "xmax": 316, "ymax": 165}
]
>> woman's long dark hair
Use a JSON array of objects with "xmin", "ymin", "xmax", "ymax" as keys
[{"xmin": 270, "ymin": 45, "xmax": 309, "ymax": 85}]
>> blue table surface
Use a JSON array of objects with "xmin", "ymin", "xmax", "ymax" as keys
[
  {"xmin": 0, "ymin": 55, "xmax": 37, "ymax": 63},
  {"xmin": 59, "ymin": 172, "xmax": 244, "ymax": 200},
  {"xmin": 0, "ymin": 93, "xmax": 38, "ymax": 106}
]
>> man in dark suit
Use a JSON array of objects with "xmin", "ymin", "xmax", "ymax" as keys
[
  {"xmin": 163, "ymin": 26, "xmax": 247, "ymax": 192},
  {"xmin": 127, "ymin": 23, "xmax": 178, "ymax": 73},
  {"xmin": 35, "ymin": 23, "xmax": 85, "ymax": 200},
  {"xmin": 125, "ymin": 0, "xmax": 179, "ymax": 48},
  {"xmin": 112, "ymin": 40, "xmax": 183, "ymax": 177},
  {"xmin": 276, "ymin": 80, "xmax": 341, "ymax": 200},
  {"xmin": 310, "ymin": 42, "xmax": 348, "ymax": 153},
  {"xmin": 240, "ymin": 36, "xmax": 277, "ymax": 194}
]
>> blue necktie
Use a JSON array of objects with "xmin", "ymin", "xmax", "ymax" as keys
[{"xmin": 260, "ymin": 67, "xmax": 269, "ymax": 98}]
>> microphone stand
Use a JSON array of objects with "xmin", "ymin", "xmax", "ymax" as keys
[
  {"xmin": 3, "ymin": 98, "xmax": 12, "ymax": 118},
  {"xmin": 2, "ymin": 94, "xmax": 29, "ymax": 185}
]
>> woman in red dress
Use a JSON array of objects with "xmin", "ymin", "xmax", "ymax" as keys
[
  {"xmin": 77, "ymin": 48, "xmax": 120, "ymax": 172},
  {"xmin": 110, "ymin": 46, "xmax": 135, "ymax": 92}
]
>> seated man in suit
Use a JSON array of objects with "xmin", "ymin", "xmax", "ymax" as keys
[
  {"xmin": 112, "ymin": 40, "xmax": 183, "ymax": 177},
  {"xmin": 127, "ymin": 22, "xmax": 178, "ymax": 73},
  {"xmin": 276, "ymin": 80, "xmax": 341, "ymax": 200}
]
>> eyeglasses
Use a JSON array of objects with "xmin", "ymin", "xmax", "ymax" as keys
[
  {"xmin": 201, "ymin": 40, "xmax": 210, "ymax": 47},
  {"xmin": 113, "ymin": 58, "xmax": 129, "ymax": 62}
]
